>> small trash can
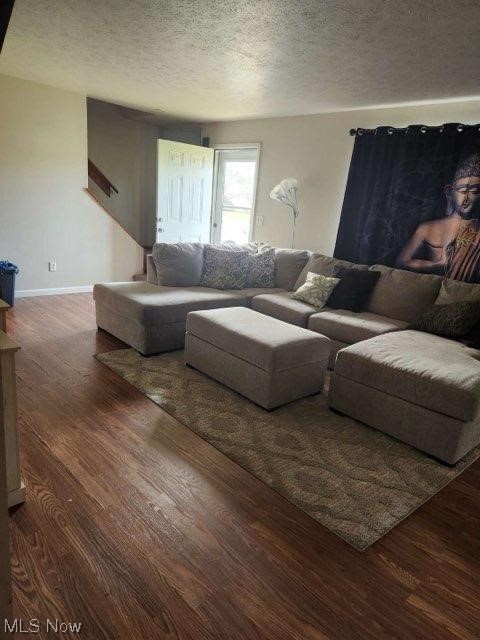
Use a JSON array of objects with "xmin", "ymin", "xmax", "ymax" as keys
[{"xmin": 0, "ymin": 261, "xmax": 19, "ymax": 306}]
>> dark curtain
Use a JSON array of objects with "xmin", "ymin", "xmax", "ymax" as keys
[{"xmin": 334, "ymin": 124, "xmax": 480, "ymax": 282}]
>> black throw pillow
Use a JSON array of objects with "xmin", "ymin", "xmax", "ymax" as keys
[
  {"xmin": 326, "ymin": 267, "xmax": 381, "ymax": 312},
  {"xmin": 407, "ymin": 301, "xmax": 480, "ymax": 339},
  {"xmin": 465, "ymin": 321, "xmax": 480, "ymax": 349}
]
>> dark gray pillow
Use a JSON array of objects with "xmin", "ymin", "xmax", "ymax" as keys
[
  {"xmin": 200, "ymin": 246, "xmax": 249, "ymax": 289},
  {"xmin": 247, "ymin": 248, "xmax": 275, "ymax": 288},
  {"xmin": 274, "ymin": 249, "xmax": 310, "ymax": 290},
  {"xmin": 408, "ymin": 301, "xmax": 480, "ymax": 339},
  {"xmin": 152, "ymin": 242, "xmax": 204, "ymax": 286}
]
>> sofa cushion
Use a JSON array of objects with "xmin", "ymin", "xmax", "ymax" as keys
[
  {"xmin": 93, "ymin": 282, "xmax": 247, "ymax": 326},
  {"xmin": 152, "ymin": 242, "xmax": 204, "ymax": 287},
  {"xmin": 294, "ymin": 253, "xmax": 369, "ymax": 290},
  {"xmin": 186, "ymin": 307, "xmax": 329, "ymax": 373},
  {"xmin": 201, "ymin": 245, "xmax": 249, "ymax": 289},
  {"xmin": 436, "ymin": 279, "xmax": 480, "ymax": 305},
  {"xmin": 334, "ymin": 330, "xmax": 480, "ymax": 422},
  {"xmin": 308, "ymin": 309, "xmax": 407, "ymax": 344},
  {"xmin": 365, "ymin": 265, "xmax": 442, "ymax": 322},
  {"xmin": 230, "ymin": 287, "xmax": 285, "ymax": 301},
  {"xmin": 274, "ymin": 249, "xmax": 310, "ymax": 290},
  {"xmin": 251, "ymin": 291, "xmax": 317, "ymax": 327}
]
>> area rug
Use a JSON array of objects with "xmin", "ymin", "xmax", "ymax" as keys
[{"xmin": 96, "ymin": 349, "xmax": 480, "ymax": 550}]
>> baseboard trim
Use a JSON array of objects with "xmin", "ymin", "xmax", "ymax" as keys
[{"xmin": 16, "ymin": 285, "xmax": 94, "ymax": 298}]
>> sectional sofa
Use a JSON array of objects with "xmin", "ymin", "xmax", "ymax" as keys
[{"xmin": 93, "ymin": 243, "xmax": 480, "ymax": 464}]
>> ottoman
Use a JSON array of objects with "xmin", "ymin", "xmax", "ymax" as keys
[
  {"xmin": 185, "ymin": 307, "xmax": 330, "ymax": 409},
  {"xmin": 329, "ymin": 330, "xmax": 480, "ymax": 464}
]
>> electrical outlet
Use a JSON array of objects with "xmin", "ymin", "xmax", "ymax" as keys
[
  {"xmin": 49, "ymin": 261, "xmax": 57, "ymax": 272},
  {"xmin": 256, "ymin": 215, "xmax": 264, "ymax": 227}
]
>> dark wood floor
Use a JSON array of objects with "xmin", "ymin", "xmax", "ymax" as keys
[{"xmin": 6, "ymin": 294, "xmax": 480, "ymax": 639}]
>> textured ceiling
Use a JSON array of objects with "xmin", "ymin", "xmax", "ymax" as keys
[{"xmin": 1, "ymin": 0, "xmax": 480, "ymax": 122}]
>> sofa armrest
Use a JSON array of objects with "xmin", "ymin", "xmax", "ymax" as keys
[{"xmin": 146, "ymin": 254, "xmax": 158, "ymax": 285}]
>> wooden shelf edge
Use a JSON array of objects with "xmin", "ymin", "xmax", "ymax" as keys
[
  {"xmin": 0, "ymin": 332, "xmax": 19, "ymax": 353},
  {"xmin": 7, "ymin": 481, "xmax": 26, "ymax": 508}
]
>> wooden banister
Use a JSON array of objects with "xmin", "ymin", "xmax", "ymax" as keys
[{"xmin": 88, "ymin": 159, "xmax": 119, "ymax": 198}]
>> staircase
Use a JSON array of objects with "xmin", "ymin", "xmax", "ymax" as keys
[
  {"xmin": 88, "ymin": 159, "xmax": 119, "ymax": 197},
  {"xmin": 86, "ymin": 159, "xmax": 152, "ymax": 280}
]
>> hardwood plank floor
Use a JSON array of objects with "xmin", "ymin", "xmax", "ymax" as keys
[{"xmin": 6, "ymin": 294, "xmax": 480, "ymax": 639}]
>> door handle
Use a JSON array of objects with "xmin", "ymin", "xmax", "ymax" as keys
[
  {"xmin": 157, "ymin": 228, "xmax": 164, "ymax": 233},
  {"xmin": 212, "ymin": 223, "xmax": 218, "ymax": 228}
]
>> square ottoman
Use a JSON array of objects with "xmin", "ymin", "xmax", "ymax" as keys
[
  {"xmin": 185, "ymin": 307, "xmax": 330, "ymax": 409},
  {"xmin": 329, "ymin": 330, "xmax": 480, "ymax": 464}
]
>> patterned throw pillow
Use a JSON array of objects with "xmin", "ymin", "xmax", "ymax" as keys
[
  {"xmin": 222, "ymin": 241, "xmax": 271, "ymax": 254},
  {"xmin": 435, "ymin": 279, "xmax": 480, "ymax": 305},
  {"xmin": 408, "ymin": 301, "xmax": 480, "ymax": 338},
  {"xmin": 247, "ymin": 248, "xmax": 275, "ymax": 288},
  {"xmin": 200, "ymin": 246, "xmax": 249, "ymax": 289},
  {"xmin": 291, "ymin": 273, "xmax": 340, "ymax": 309}
]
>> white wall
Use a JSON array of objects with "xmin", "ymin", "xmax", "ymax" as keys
[
  {"xmin": 202, "ymin": 100, "xmax": 480, "ymax": 253},
  {"xmin": 0, "ymin": 75, "xmax": 143, "ymax": 293}
]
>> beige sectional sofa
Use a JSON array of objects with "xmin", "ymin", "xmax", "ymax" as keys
[
  {"xmin": 252, "ymin": 255, "xmax": 442, "ymax": 368},
  {"xmin": 94, "ymin": 243, "xmax": 480, "ymax": 464}
]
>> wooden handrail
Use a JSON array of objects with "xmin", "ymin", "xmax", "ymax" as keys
[{"xmin": 88, "ymin": 159, "xmax": 119, "ymax": 198}]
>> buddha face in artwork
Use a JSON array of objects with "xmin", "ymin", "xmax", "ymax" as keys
[
  {"xmin": 445, "ymin": 154, "xmax": 480, "ymax": 219},
  {"xmin": 449, "ymin": 177, "xmax": 480, "ymax": 218}
]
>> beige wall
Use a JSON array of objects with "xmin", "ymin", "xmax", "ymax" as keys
[
  {"xmin": 202, "ymin": 100, "xmax": 480, "ymax": 253},
  {"xmin": 0, "ymin": 75, "xmax": 143, "ymax": 293}
]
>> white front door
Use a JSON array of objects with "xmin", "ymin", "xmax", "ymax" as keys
[{"xmin": 157, "ymin": 140, "xmax": 214, "ymax": 243}]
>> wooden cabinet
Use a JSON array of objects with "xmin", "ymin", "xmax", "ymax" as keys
[
  {"xmin": 0, "ymin": 300, "xmax": 8, "ymax": 332},
  {"xmin": 0, "ymin": 332, "xmax": 25, "ymax": 507},
  {"xmin": 0, "ymin": 329, "xmax": 16, "ymax": 624}
]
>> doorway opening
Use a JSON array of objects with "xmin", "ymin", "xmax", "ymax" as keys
[{"xmin": 211, "ymin": 145, "xmax": 260, "ymax": 245}]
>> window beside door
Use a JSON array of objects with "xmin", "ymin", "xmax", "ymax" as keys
[{"xmin": 211, "ymin": 146, "xmax": 260, "ymax": 245}]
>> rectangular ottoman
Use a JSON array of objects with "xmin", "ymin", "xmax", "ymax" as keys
[{"xmin": 185, "ymin": 307, "xmax": 330, "ymax": 409}]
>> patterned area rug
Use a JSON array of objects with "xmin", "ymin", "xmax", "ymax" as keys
[{"xmin": 96, "ymin": 349, "xmax": 479, "ymax": 550}]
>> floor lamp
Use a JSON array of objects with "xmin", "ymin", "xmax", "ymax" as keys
[{"xmin": 270, "ymin": 178, "xmax": 299, "ymax": 248}]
